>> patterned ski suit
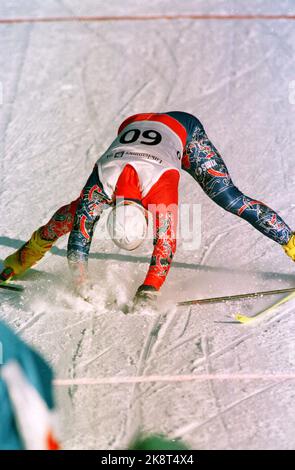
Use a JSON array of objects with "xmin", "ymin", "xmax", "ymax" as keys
[{"xmin": 39, "ymin": 112, "xmax": 292, "ymax": 291}]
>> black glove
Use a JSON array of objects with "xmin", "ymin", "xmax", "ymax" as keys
[{"xmin": 132, "ymin": 285, "xmax": 159, "ymax": 311}]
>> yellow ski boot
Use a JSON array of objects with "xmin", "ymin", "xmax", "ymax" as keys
[
  {"xmin": 283, "ymin": 234, "xmax": 295, "ymax": 261},
  {"xmin": 1, "ymin": 229, "xmax": 55, "ymax": 281}
]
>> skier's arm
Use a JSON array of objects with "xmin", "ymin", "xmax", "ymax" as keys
[
  {"xmin": 134, "ymin": 206, "xmax": 178, "ymax": 306},
  {"xmin": 67, "ymin": 166, "xmax": 109, "ymax": 287}
]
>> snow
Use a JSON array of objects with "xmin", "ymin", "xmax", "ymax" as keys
[{"xmin": 1, "ymin": 0, "xmax": 295, "ymax": 450}]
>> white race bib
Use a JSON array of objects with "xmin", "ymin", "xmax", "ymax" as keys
[{"xmin": 97, "ymin": 120, "xmax": 183, "ymax": 197}]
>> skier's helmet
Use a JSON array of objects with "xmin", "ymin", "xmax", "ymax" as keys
[{"xmin": 107, "ymin": 200, "xmax": 148, "ymax": 251}]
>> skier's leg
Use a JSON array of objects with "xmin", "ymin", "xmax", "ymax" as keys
[
  {"xmin": 1, "ymin": 198, "xmax": 80, "ymax": 281},
  {"xmin": 1, "ymin": 165, "xmax": 108, "ymax": 282},
  {"xmin": 184, "ymin": 127, "xmax": 293, "ymax": 253},
  {"xmin": 213, "ymin": 185, "xmax": 293, "ymax": 246}
]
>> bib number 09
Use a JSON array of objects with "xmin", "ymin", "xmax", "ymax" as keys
[{"xmin": 119, "ymin": 128, "xmax": 162, "ymax": 146}]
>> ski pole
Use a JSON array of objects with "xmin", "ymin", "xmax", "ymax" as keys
[{"xmin": 177, "ymin": 287, "xmax": 295, "ymax": 306}]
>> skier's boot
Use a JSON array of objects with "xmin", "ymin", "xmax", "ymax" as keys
[
  {"xmin": 283, "ymin": 234, "xmax": 295, "ymax": 261},
  {"xmin": 0, "ymin": 229, "xmax": 56, "ymax": 280}
]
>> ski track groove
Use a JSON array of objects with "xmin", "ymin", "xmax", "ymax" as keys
[
  {"xmin": 178, "ymin": 307, "xmax": 193, "ymax": 339},
  {"xmin": 201, "ymin": 334, "xmax": 233, "ymax": 449},
  {"xmin": 122, "ymin": 309, "xmax": 176, "ymax": 446},
  {"xmin": 198, "ymin": 47, "xmax": 275, "ymax": 100},
  {"xmin": 34, "ymin": 317, "xmax": 89, "ymax": 337},
  {"xmin": 115, "ymin": 81, "xmax": 151, "ymax": 120},
  {"xmin": 80, "ymin": 63, "xmax": 100, "ymax": 146},
  {"xmin": 1, "ymin": 23, "xmax": 33, "ymax": 193},
  {"xmin": 152, "ymin": 329, "xmax": 210, "ymax": 363},
  {"xmin": 17, "ymin": 311, "xmax": 47, "ymax": 334},
  {"xmin": 119, "ymin": 314, "xmax": 165, "ymax": 446},
  {"xmin": 126, "ymin": 310, "xmax": 173, "ymax": 403},
  {"xmin": 155, "ymin": 29, "xmax": 178, "ymax": 105},
  {"xmin": 129, "ymin": 307, "xmax": 190, "ymax": 404},
  {"xmin": 196, "ymin": 221, "xmax": 243, "ymax": 266},
  {"xmin": 76, "ymin": 345, "xmax": 112, "ymax": 370},
  {"xmin": 172, "ymin": 378, "xmax": 289, "ymax": 443},
  {"xmin": 111, "ymin": 298, "xmax": 295, "ymax": 430},
  {"xmin": 68, "ymin": 328, "xmax": 86, "ymax": 401},
  {"xmin": 23, "ymin": 130, "xmax": 89, "ymax": 164},
  {"xmin": 198, "ymin": 232, "xmax": 226, "ymax": 266},
  {"xmin": 155, "ymin": 299, "xmax": 294, "ymax": 370}
]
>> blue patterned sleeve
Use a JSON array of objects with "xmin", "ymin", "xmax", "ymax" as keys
[{"xmin": 67, "ymin": 166, "xmax": 110, "ymax": 270}]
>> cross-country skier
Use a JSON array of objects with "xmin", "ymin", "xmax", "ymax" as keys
[{"xmin": 1, "ymin": 112, "xmax": 295, "ymax": 308}]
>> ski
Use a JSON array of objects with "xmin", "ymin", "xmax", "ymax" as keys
[
  {"xmin": 235, "ymin": 290, "xmax": 295, "ymax": 324},
  {"xmin": 177, "ymin": 286, "xmax": 295, "ymax": 306},
  {"xmin": 0, "ymin": 282, "xmax": 24, "ymax": 292}
]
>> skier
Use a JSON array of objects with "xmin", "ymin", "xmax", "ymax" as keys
[{"xmin": 1, "ymin": 112, "xmax": 294, "ymax": 308}]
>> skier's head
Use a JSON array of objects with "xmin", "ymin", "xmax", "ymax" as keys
[{"xmin": 107, "ymin": 200, "xmax": 148, "ymax": 251}]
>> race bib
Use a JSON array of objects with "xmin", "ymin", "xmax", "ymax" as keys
[{"xmin": 100, "ymin": 120, "xmax": 183, "ymax": 169}]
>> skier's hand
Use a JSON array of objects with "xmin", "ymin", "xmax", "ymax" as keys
[
  {"xmin": 68, "ymin": 261, "xmax": 94, "ymax": 302},
  {"xmin": 75, "ymin": 281, "xmax": 96, "ymax": 302},
  {"xmin": 131, "ymin": 285, "xmax": 159, "ymax": 313}
]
